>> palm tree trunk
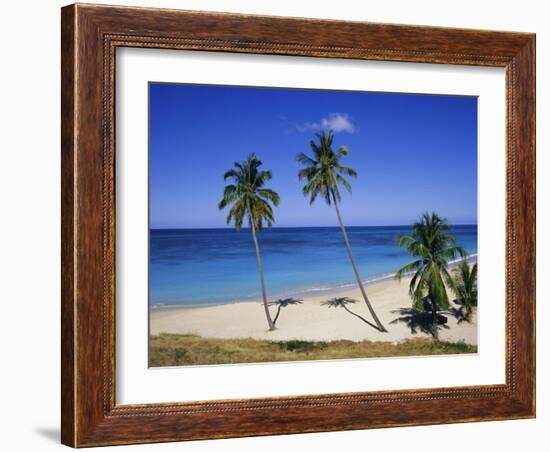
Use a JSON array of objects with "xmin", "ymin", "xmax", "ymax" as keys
[
  {"xmin": 332, "ymin": 195, "xmax": 387, "ymax": 332},
  {"xmin": 466, "ymin": 306, "xmax": 473, "ymax": 322},
  {"xmin": 429, "ymin": 290, "xmax": 439, "ymax": 340},
  {"xmin": 250, "ymin": 222, "xmax": 276, "ymax": 331}
]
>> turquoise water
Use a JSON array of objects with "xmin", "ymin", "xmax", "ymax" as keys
[
  {"xmin": 149, "ymin": 225, "xmax": 477, "ymax": 305},
  {"xmin": 149, "ymin": 225, "xmax": 477, "ymax": 306}
]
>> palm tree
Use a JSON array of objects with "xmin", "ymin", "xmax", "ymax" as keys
[
  {"xmin": 297, "ymin": 131, "xmax": 387, "ymax": 332},
  {"xmin": 268, "ymin": 298, "xmax": 302, "ymax": 327},
  {"xmin": 218, "ymin": 154, "xmax": 280, "ymax": 331},
  {"xmin": 450, "ymin": 262, "xmax": 478, "ymax": 322},
  {"xmin": 321, "ymin": 297, "xmax": 379, "ymax": 330},
  {"xmin": 395, "ymin": 212, "xmax": 467, "ymax": 340}
]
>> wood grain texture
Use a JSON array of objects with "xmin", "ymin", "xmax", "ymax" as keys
[
  {"xmin": 60, "ymin": 5, "xmax": 76, "ymax": 446},
  {"xmin": 60, "ymin": 3, "xmax": 536, "ymax": 447}
]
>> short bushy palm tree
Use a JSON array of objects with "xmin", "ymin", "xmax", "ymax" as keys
[
  {"xmin": 395, "ymin": 212, "xmax": 467, "ymax": 340},
  {"xmin": 218, "ymin": 154, "xmax": 280, "ymax": 331},
  {"xmin": 297, "ymin": 131, "xmax": 386, "ymax": 332},
  {"xmin": 322, "ymin": 297, "xmax": 379, "ymax": 330},
  {"xmin": 450, "ymin": 262, "xmax": 478, "ymax": 322},
  {"xmin": 268, "ymin": 298, "xmax": 302, "ymax": 327}
]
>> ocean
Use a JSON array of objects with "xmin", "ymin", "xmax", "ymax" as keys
[{"xmin": 149, "ymin": 225, "xmax": 477, "ymax": 307}]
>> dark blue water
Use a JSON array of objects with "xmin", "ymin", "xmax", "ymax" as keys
[{"xmin": 149, "ymin": 225, "xmax": 477, "ymax": 306}]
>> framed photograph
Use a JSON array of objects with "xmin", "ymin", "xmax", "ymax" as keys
[{"xmin": 61, "ymin": 3, "xmax": 535, "ymax": 447}]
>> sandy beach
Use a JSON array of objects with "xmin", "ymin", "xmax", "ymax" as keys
[{"xmin": 150, "ymin": 271, "xmax": 477, "ymax": 345}]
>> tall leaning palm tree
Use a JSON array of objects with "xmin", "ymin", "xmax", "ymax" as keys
[
  {"xmin": 395, "ymin": 212, "xmax": 467, "ymax": 340},
  {"xmin": 218, "ymin": 154, "xmax": 280, "ymax": 331},
  {"xmin": 297, "ymin": 130, "xmax": 387, "ymax": 333}
]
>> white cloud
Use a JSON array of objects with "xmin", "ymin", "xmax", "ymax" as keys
[{"xmin": 297, "ymin": 113, "xmax": 356, "ymax": 134}]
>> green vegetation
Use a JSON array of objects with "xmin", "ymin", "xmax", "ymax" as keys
[
  {"xmin": 218, "ymin": 154, "xmax": 280, "ymax": 331},
  {"xmin": 296, "ymin": 131, "xmax": 386, "ymax": 333},
  {"xmin": 450, "ymin": 262, "xmax": 478, "ymax": 322},
  {"xmin": 149, "ymin": 334, "xmax": 477, "ymax": 367},
  {"xmin": 395, "ymin": 212, "xmax": 468, "ymax": 340},
  {"xmin": 275, "ymin": 339, "xmax": 327, "ymax": 353}
]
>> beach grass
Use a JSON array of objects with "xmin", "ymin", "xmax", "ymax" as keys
[{"xmin": 149, "ymin": 333, "xmax": 477, "ymax": 367}]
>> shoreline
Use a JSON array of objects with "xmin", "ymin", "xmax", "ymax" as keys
[
  {"xmin": 150, "ymin": 258, "xmax": 477, "ymax": 344},
  {"xmin": 150, "ymin": 254, "xmax": 477, "ymax": 313}
]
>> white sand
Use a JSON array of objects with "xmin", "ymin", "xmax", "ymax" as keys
[{"xmin": 150, "ymin": 274, "xmax": 477, "ymax": 344}]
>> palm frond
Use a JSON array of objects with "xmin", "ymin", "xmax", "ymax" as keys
[
  {"xmin": 296, "ymin": 131, "xmax": 357, "ymax": 206},
  {"xmin": 394, "ymin": 259, "xmax": 423, "ymax": 281},
  {"xmin": 395, "ymin": 211, "xmax": 472, "ymax": 315},
  {"xmin": 218, "ymin": 155, "xmax": 279, "ymax": 233},
  {"xmin": 296, "ymin": 152, "xmax": 317, "ymax": 166},
  {"xmin": 257, "ymin": 188, "xmax": 281, "ymax": 206},
  {"xmin": 450, "ymin": 262, "xmax": 478, "ymax": 318},
  {"xmin": 223, "ymin": 169, "xmax": 240, "ymax": 181},
  {"xmin": 334, "ymin": 145, "xmax": 350, "ymax": 158},
  {"xmin": 334, "ymin": 164, "xmax": 357, "ymax": 178},
  {"xmin": 335, "ymin": 175, "xmax": 352, "ymax": 193}
]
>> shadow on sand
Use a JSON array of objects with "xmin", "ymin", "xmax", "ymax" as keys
[
  {"xmin": 445, "ymin": 306, "xmax": 470, "ymax": 324},
  {"xmin": 390, "ymin": 307, "xmax": 450, "ymax": 337}
]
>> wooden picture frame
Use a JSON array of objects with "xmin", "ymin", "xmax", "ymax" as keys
[{"xmin": 61, "ymin": 3, "xmax": 536, "ymax": 447}]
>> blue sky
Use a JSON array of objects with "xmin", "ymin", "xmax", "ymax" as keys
[{"xmin": 149, "ymin": 83, "xmax": 477, "ymax": 229}]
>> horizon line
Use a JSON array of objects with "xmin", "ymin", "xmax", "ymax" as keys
[{"xmin": 150, "ymin": 223, "xmax": 478, "ymax": 231}]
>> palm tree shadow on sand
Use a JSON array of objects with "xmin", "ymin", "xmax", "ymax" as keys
[
  {"xmin": 322, "ymin": 297, "xmax": 384, "ymax": 332},
  {"xmin": 390, "ymin": 305, "xmax": 450, "ymax": 338},
  {"xmin": 268, "ymin": 298, "xmax": 303, "ymax": 327},
  {"xmin": 391, "ymin": 298, "xmax": 473, "ymax": 337},
  {"xmin": 445, "ymin": 306, "xmax": 470, "ymax": 324}
]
